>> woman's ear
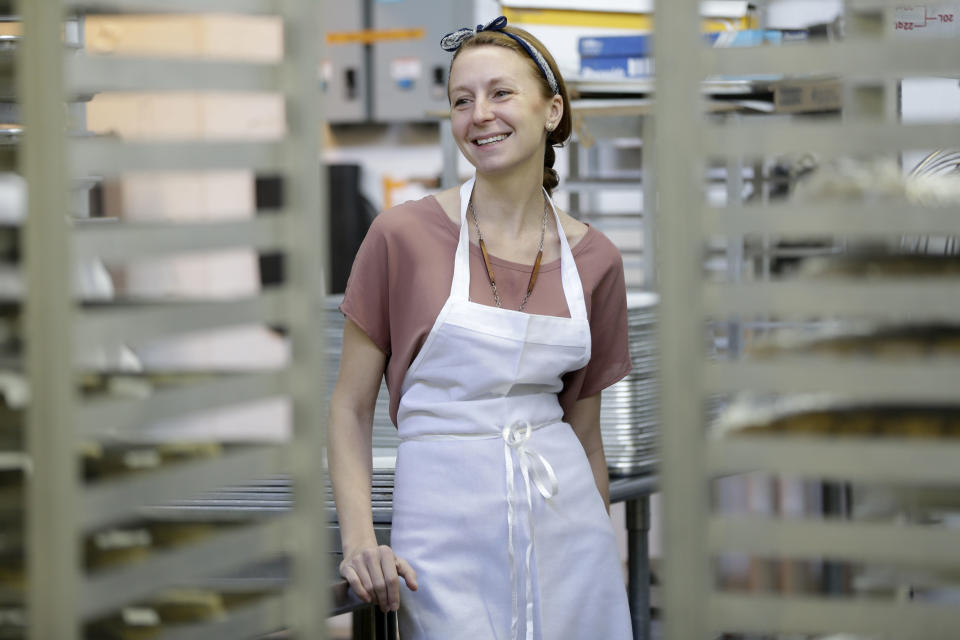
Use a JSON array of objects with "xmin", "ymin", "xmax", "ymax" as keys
[{"xmin": 546, "ymin": 94, "xmax": 563, "ymax": 130}]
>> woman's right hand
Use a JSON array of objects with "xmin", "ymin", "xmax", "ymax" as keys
[{"xmin": 339, "ymin": 544, "xmax": 419, "ymax": 612}]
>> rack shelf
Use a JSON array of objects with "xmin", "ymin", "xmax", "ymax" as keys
[
  {"xmin": 702, "ymin": 201, "xmax": 960, "ymax": 237},
  {"xmin": 69, "ymin": 140, "xmax": 288, "ymax": 175},
  {"xmin": 82, "ymin": 519, "xmax": 289, "ymax": 621},
  {"xmin": 707, "ymin": 436, "xmax": 960, "ymax": 483},
  {"xmin": 73, "ymin": 215, "xmax": 291, "ymax": 262},
  {"xmin": 707, "ymin": 592, "xmax": 960, "ymax": 639},
  {"xmin": 77, "ymin": 372, "xmax": 286, "ymax": 437},
  {"xmin": 81, "ymin": 445, "xmax": 288, "ymax": 531},
  {"xmin": 75, "ymin": 292, "xmax": 290, "ymax": 345}
]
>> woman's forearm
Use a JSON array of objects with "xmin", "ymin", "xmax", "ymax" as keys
[{"xmin": 328, "ymin": 401, "xmax": 378, "ymax": 555}]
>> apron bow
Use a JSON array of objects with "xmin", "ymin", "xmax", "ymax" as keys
[{"xmin": 502, "ymin": 421, "xmax": 559, "ymax": 500}]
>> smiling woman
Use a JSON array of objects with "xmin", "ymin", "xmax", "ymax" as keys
[{"xmin": 329, "ymin": 15, "xmax": 634, "ymax": 640}]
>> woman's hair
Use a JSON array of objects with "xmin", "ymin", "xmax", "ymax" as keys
[{"xmin": 450, "ymin": 26, "xmax": 572, "ymax": 195}]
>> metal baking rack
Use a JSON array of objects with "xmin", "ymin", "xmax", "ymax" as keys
[
  {"xmin": 655, "ymin": 1, "xmax": 960, "ymax": 639},
  {"xmin": 14, "ymin": 0, "xmax": 328, "ymax": 638}
]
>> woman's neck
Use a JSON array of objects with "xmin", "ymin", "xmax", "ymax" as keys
[{"xmin": 471, "ymin": 163, "xmax": 547, "ymax": 237}]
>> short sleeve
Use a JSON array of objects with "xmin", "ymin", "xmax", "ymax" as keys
[
  {"xmin": 579, "ymin": 255, "xmax": 632, "ymax": 398},
  {"xmin": 339, "ymin": 217, "xmax": 391, "ymax": 355}
]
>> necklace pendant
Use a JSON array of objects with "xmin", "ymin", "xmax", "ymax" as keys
[{"xmin": 469, "ymin": 198, "xmax": 549, "ymax": 312}]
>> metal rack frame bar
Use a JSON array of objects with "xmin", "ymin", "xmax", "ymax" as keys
[
  {"xmin": 707, "ymin": 39, "xmax": 960, "ymax": 79},
  {"xmin": 67, "ymin": 55, "xmax": 284, "ymax": 94},
  {"xmin": 708, "ymin": 592, "xmax": 960, "ymax": 639},
  {"xmin": 74, "ymin": 289, "xmax": 290, "ymax": 346},
  {"xmin": 703, "ymin": 202, "xmax": 960, "ymax": 237},
  {"xmin": 708, "ymin": 515, "xmax": 960, "ymax": 565},
  {"xmin": 707, "ymin": 437, "xmax": 960, "ymax": 483},
  {"xmin": 276, "ymin": 0, "xmax": 329, "ymax": 634},
  {"xmin": 70, "ymin": 140, "xmax": 286, "ymax": 175},
  {"xmin": 653, "ymin": 1, "xmax": 709, "ymax": 639},
  {"xmin": 703, "ymin": 121, "xmax": 960, "ymax": 156},
  {"xmin": 73, "ymin": 215, "xmax": 291, "ymax": 262},
  {"xmin": 21, "ymin": 0, "xmax": 81, "ymax": 637},
  {"xmin": 65, "ymin": 0, "xmax": 280, "ymax": 14},
  {"xmin": 706, "ymin": 359, "xmax": 960, "ymax": 401},
  {"xmin": 704, "ymin": 280, "xmax": 960, "ymax": 319}
]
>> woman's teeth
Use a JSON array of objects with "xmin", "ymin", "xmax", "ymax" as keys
[{"xmin": 476, "ymin": 134, "xmax": 508, "ymax": 146}]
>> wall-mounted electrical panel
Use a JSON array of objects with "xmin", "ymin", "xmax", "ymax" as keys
[
  {"xmin": 321, "ymin": 0, "xmax": 368, "ymax": 123},
  {"xmin": 323, "ymin": 0, "xmax": 494, "ymax": 123}
]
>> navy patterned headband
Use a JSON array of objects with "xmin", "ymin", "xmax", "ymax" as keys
[{"xmin": 440, "ymin": 16, "xmax": 560, "ymax": 95}]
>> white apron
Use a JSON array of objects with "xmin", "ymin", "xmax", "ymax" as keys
[{"xmin": 391, "ymin": 177, "xmax": 632, "ymax": 640}]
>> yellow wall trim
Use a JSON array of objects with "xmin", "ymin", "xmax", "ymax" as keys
[
  {"xmin": 502, "ymin": 7, "xmax": 757, "ymax": 31},
  {"xmin": 326, "ymin": 27, "xmax": 426, "ymax": 45}
]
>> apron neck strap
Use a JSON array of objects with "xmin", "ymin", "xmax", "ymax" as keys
[{"xmin": 454, "ymin": 175, "xmax": 587, "ymax": 322}]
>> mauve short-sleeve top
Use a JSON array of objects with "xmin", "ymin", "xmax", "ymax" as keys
[{"xmin": 339, "ymin": 195, "xmax": 632, "ymax": 427}]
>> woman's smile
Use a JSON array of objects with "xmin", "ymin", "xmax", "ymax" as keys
[{"xmin": 473, "ymin": 132, "xmax": 512, "ymax": 147}]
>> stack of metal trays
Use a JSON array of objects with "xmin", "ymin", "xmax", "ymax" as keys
[
  {"xmin": 601, "ymin": 292, "xmax": 659, "ymax": 476},
  {"xmin": 141, "ymin": 453, "xmax": 397, "ymax": 527},
  {"xmin": 324, "ymin": 295, "xmax": 400, "ymax": 450}
]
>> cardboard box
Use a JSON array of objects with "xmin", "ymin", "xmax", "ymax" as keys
[
  {"xmin": 579, "ymin": 55, "xmax": 653, "ymax": 79},
  {"xmin": 579, "ymin": 29, "xmax": 789, "ymax": 59},
  {"xmin": 578, "ymin": 30, "xmax": 797, "ymax": 78},
  {"xmin": 578, "ymin": 34, "xmax": 651, "ymax": 58},
  {"xmin": 772, "ymin": 78, "xmax": 843, "ymax": 113}
]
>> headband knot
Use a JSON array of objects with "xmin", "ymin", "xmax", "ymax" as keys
[{"xmin": 440, "ymin": 15, "xmax": 559, "ymax": 95}]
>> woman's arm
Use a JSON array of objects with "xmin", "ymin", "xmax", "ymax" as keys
[
  {"xmin": 328, "ymin": 318, "xmax": 417, "ymax": 611},
  {"xmin": 565, "ymin": 393, "xmax": 610, "ymax": 512}
]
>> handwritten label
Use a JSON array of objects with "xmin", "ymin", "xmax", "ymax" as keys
[{"xmin": 894, "ymin": 5, "xmax": 960, "ymax": 34}]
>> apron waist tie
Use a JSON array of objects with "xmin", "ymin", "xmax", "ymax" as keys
[{"xmin": 400, "ymin": 420, "xmax": 560, "ymax": 640}]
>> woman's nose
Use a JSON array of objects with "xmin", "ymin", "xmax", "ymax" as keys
[{"xmin": 472, "ymin": 98, "xmax": 493, "ymax": 123}]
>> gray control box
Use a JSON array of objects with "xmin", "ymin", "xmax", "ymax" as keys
[
  {"xmin": 370, "ymin": 0, "xmax": 474, "ymax": 122},
  {"xmin": 321, "ymin": 0, "xmax": 368, "ymax": 123}
]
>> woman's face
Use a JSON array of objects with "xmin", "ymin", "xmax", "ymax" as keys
[{"xmin": 448, "ymin": 45, "xmax": 562, "ymax": 179}]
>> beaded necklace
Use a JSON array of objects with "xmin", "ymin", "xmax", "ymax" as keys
[{"xmin": 468, "ymin": 198, "xmax": 548, "ymax": 312}]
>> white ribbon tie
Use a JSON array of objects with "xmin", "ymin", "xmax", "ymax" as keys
[{"xmin": 501, "ymin": 421, "xmax": 558, "ymax": 640}]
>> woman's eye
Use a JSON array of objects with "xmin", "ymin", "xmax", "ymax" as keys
[
  {"xmin": 494, "ymin": 90, "xmax": 511, "ymax": 98},
  {"xmin": 453, "ymin": 97, "xmax": 470, "ymax": 107}
]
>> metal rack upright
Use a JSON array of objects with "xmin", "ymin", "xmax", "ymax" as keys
[
  {"xmin": 18, "ymin": 0, "xmax": 328, "ymax": 638},
  {"xmin": 655, "ymin": 1, "xmax": 960, "ymax": 639}
]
